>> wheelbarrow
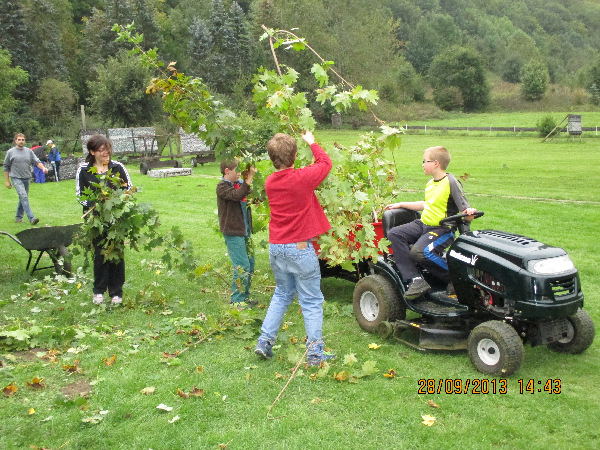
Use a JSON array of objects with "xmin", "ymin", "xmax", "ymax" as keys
[{"xmin": 0, "ymin": 224, "xmax": 80, "ymax": 275}]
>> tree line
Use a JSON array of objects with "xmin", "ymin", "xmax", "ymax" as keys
[{"xmin": 1, "ymin": 0, "xmax": 600, "ymax": 144}]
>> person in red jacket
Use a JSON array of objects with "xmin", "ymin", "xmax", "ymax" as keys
[{"xmin": 254, "ymin": 130, "xmax": 336, "ymax": 367}]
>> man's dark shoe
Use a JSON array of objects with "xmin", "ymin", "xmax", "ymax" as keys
[
  {"xmin": 30, "ymin": 217, "xmax": 39, "ymax": 225},
  {"xmin": 306, "ymin": 351, "xmax": 336, "ymax": 367},
  {"xmin": 15, "ymin": 217, "xmax": 23, "ymax": 223},
  {"xmin": 254, "ymin": 340, "xmax": 273, "ymax": 359},
  {"xmin": 405, "ymin": 278, "xmax": 431, "ymax": 300}
]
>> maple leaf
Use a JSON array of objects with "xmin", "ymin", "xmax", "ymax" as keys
[
  {"xmin": 190, "ymin": 387, "xmax": 204, "ymax": 397},
  {"xmin": 62, "ymin": 360, "xmax": 81, "ymax": 373},
  {"xmin": 140, "ymin": 386, "xmax": 155, "ymax": 395},
  {"xmin": 177, "ymin": 388, "xmax": 190, "ymax": 399},
  {"xmin": 459, "ymin": 173, "xmax": 470, "ymax": 181},
  {"xmin": 3, "ymin": 383, "xmax": 18, "ymax": 397},
  {"xmin": 196, "ymin": 366, "xmax": 204, "ymax": 373},
  {"xmin": 333, "ymin": 371, "xmax": 350, "ymax": 382},
  {"xmin": 103, "ymin": 354, "xmax": 116, "ymax": 366},
  {"xmin": 343, "ymin": 353, "xmax": 358, "ymax": 366},
  {"xmin": 368, "ymin": 343, "xmax": 381, "ymax": 349},
  {"xmin": 427, "ymin": 400, "xmax": 440, "ymax": 408},
  {"xmin": 421, "ymin": 414, "xmax": 437, "ymax": 426},
  {"xmin": 162, "ymin": 351, "xmax": 179, "ymax": 359},
  {"xmin": 28, "ymin": 408, "xmax": 36, "ymax": 415},
  {"xmin": 25, "ymin": 377, "xmax": 46, "ymax": 390},
  {"xmin": 311, "ymin": 397, "xmax": 322, "ymax": 404},
  {"xmin": 383, "ymin": 369, "xmax": 397, "ymax": 378},
  {"xmin": 156, "ymin": 403, "xmax": 173, "ymax": 412}
]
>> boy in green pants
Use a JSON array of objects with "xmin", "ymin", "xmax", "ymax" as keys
[{"xmin": 216, "ymin": 160, "xmax": 257, "ymax": 307}]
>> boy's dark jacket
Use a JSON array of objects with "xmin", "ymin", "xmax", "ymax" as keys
[{"xmin": 216, "ymin": 179, "xmax": 253, "ymax": 236}]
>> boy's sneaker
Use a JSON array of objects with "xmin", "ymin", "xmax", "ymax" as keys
[
  {"xmin": 111, "ymin": 296, "xmax": 123, "ymax": 305},
  {"xmin": 30, "ymin": 217, "xmax": 39, "ymax": 225},
  {"xmin": 405, "ymin": 278, "xmax": 430, "ymax": 300},
  {"xmin": 93, "ymin": 294, "xmax": 104, "ymax": 304},
  {"xmin": 254, "ymin": 340, "xmax": 273, "ymax": 359},
  {"xmin": 244, "ymin": 298, "xmax": 258, "ymax": 306},
  {"xmin": 306, "ymin": 351, "xmax": 337, "ymax": 367}
]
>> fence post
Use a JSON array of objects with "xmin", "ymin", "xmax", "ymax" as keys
[
  {"xmin": 514, "ymin": 126, "xmax": 516, "ymax": 133},
  {"xmin": 425, "ymin": 125, "xmax": 427, "ymax": 133}
]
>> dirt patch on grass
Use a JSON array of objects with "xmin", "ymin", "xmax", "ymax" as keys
[
  {"xmin": 12, "ymin": 347, "xmax": 48, "ymax": 362},
  {"xmin": 60, "ymin": 379, "xmax": 93, "ymax": 399}
]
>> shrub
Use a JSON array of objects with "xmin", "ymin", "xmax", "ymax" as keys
[
  {"xmin": 433, "ymin": 86, "xmax": 464, "ymax": 111},
  {"xmin": 537, "ymin": 115, "xmax": 557, "ymax": 137}
]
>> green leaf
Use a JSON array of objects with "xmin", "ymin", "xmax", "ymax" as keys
[{"xmin": 310, "ymin": 63, "xmax": 329, "ymax": 87}]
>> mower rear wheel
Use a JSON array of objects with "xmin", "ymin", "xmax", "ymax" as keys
[
  {"xmin": 548, "ymin": 309, "xmax": 595, "ymax": 354},
  {"xmin": 468, "ymin": 321, "xmax": 523, "ymax": 376},
  {"xmin": 353, "ymin": 274, "xmax": 404, "ymax": 333}
]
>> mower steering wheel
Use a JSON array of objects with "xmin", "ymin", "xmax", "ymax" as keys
[{"xmin": 439, "ymin": 210, "xmax": 484, "ymax": 227}]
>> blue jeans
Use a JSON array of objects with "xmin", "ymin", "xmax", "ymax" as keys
[
  {"xmin": 224, "ymin": 235, "xmax": 254, "ymax": 303},
  {"xmin": 11, "ymin": 177, "xmax": 35, "ymax": 221},
  {"xmin": 259, "ymin": 242, "xmax": 325, "ymax": 357}
]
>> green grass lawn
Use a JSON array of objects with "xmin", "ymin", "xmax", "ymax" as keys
[{"xmin": 1, "ymin": 132, "xmax": 598, "ymax": 449}]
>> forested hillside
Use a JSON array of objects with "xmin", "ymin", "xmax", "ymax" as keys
[{"xmin": 1, "ymin": 0, "xmax": 600, "ymax": 142}]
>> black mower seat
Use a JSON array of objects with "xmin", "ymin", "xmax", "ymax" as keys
[{"xmin": 382, "ymin": 208, "xmax": 420, "ymax": 239}]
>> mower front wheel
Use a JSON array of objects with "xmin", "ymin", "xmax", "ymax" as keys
[
  {"xmin": 468, "ymin": 321, "xmax": 523, "ymax": 377},
  {"xmin": 353, "ymin": 274, "xmax": 404, "ymax": 333},
  {"xmin": 548, "ymin": 309, "xmax": 595, "ymax": 354}
]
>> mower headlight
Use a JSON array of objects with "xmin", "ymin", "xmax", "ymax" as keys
[{"xmin": 527, "ymin": 255, "xmax": 574, "ymax": 275}]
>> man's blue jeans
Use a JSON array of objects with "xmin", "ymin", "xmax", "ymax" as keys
[
  {"xmin": 258, "ymin": 242, "xmax": 325, "ymax": 357},
  {"xmin": 11, "ymin": 177, "xmax": 35, "ymax": 221},
  {"xmin": 223, "ymin": 235, "xmax": 254, "ymax": 303}
]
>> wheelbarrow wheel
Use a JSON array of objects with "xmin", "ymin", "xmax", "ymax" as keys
[{"xmin": 53, "ymin": 245, "xmax": 72, "ymax": 275}]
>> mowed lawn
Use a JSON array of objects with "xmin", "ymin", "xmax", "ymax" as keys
[{"xmin": 0, "ymin": 130, "xmax": 598, "ymax": 449}]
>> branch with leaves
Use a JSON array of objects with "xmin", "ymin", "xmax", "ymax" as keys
[{"xmin": 114, "ymin": 23, "xmax": 404, "ymax": 267}]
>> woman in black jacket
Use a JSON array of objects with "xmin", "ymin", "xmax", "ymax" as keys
[{"xmin": 76, "ymin": 135, "xmax": 132, "ymax": 305}]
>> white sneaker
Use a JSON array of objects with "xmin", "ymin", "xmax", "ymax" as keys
[
  {"xmin": 93, "ymin": 294, "xmax": 104, "ymax": 304},
  {"xmin": 111, "ymin": 296, "xmax": 123, "ymax": 305}
]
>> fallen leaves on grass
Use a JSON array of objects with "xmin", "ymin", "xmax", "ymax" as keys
[
  {"xmin": 103, "ymin": 354, "xmax": 116, "ymax": 366},
  {"xmin": 28, "ymin": 408, "xmax": 36, "ymax": 415},
  {"xmin": 311, "ymin": 397, "xmax": 322, "ymax": 404},
  {"xmin": 427, "ymin": 400, "xmax": 440, "ymax": 408},
  {"xmin": 62, "ymin": 360, "xmax": 81, "ymax": 373},
  {"xmin": 3, "ymin": 383, "xmax": 18, "ymax": 397},
  {"xmin": 140, "ymin": 386, "xmax": 156, "ymax": 395},
  {"xmin": 368, "ymin": 343, "xmax": 381, "ymax": 349},
  {"xmin": 421, "ymin": 414, "xmax": 437, "ymax": 426},
  {"xmin": 333, "ymin": 371, "xmax": 350, "ymax": 382},
  {"xmin": 383, "ymin": 369, "xmax": 397, "ymax": 378},
  {"xmin": 25, "ymin": 377, "xmax": 46, "ymax": 390},
  {"xmin": 156, "ymin": 403, "xmax": 173, "ymax": 412},
  {"xmin": 168, "ymin": 415, "xmax": 180, "ymax": 423},
  {"xmin": 177, "ymin": 387, "xmax": 204, "ymax": 398}
]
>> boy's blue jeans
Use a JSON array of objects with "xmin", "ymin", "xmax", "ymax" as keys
[
  {"xmin": 11, "ymin": 177, "xmax": 35, "ymax": 221},
  {"xmin": 258, "ymin": 242, "xmax": 325, "ymax": 357},
  {"xmin": 223, "ymin": 235, "xmax": 254, "ymax": 303}
]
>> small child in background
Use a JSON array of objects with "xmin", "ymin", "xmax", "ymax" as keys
[{"xmin": 216, "ymin": 160, "xmax": 257, "ymax": 307}]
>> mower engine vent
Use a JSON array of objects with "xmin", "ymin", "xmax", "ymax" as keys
[
  {"xmin": 473, "ymin": 269, "xmax": 506, "ymax": 293},
  {"xmin": 477, "ymin": 230, "xmax": 539, "ymax": 246},
  {"xmin": 550, "ymin": 278, "xmax": 576, "ymax": 297}
]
